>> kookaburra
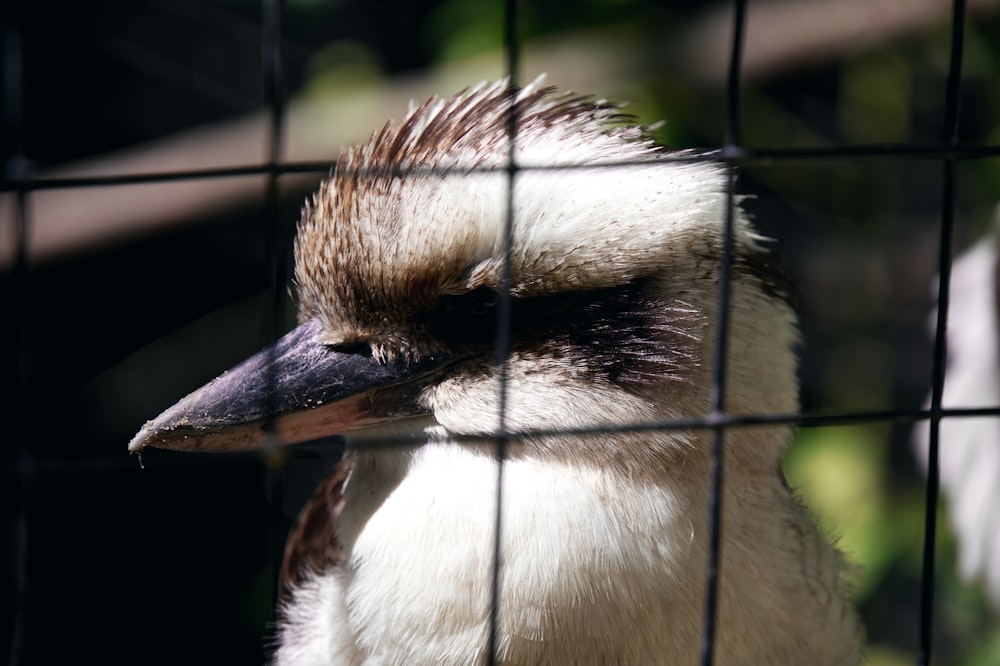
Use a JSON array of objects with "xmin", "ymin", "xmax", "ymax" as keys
[{"xmin": 129, "ymin": 79, "xmax": 862, "ymax": 664}]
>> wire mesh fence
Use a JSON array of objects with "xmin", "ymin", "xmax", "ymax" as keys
[{"xmin": 4, "ymin": 0, "xmax": 1000, "ymax": 664}]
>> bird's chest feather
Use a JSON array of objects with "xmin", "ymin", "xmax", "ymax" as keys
[{"xmin": 337, "ymin": 444, "xmax": 705, "ymax": 664}]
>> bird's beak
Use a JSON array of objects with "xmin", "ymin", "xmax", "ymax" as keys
[{"xmin": 127, "ymin": 317, "xmax": 451, "ymax": 454}]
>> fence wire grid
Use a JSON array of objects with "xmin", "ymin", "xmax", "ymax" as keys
[{"xmin": 4, "ymin": 0, "xmax": 1000, "ymax": 664}]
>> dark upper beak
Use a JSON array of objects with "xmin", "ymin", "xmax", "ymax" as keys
[{"xmin": 127, "ymin": 317, "xmax": 452, "ymax": 453}]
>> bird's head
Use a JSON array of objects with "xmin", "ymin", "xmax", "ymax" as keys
[{"xmin": 128, "ymin": 79, "xmax": 798, "ymax": 470}]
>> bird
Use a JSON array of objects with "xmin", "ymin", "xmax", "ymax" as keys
[{"xmin": 128, "ymin": 78, "xmax": 863, "ymax": 665}]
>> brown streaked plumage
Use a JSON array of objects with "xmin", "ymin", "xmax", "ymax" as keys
[
  {"xmin": 280, "ymin": 457, "xmax": 351, "ymax": 593},
  {"xmin": 130, "ymin": 78, "xmax": 863, "ymax": 665}
]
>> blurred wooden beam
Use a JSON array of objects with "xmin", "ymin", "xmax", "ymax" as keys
[
  {"xmin": 3, "ymin": 0, "xmax": 997, "ymax": 268},
  {"xmin": 680, "ymin": 0, "xmax": 999, "ymax": 84},
  {"xmin": 0, "ymin": 35, "xmax": 645, "ymax": 268}
]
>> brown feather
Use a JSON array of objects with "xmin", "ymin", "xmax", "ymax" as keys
[{"xmin": 279, "ymin": 456, "xmax": 353, "ymax": 595}]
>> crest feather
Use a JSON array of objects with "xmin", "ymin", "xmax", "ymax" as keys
[{"xmin": 293, "ymin": 78, "xmax": 752, "ymax": 361}]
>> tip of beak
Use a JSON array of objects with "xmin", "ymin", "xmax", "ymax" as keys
[
  {"xmin": 124, "ymin": 389, "xmax": 270, "ymax": 453},
  {"xmin": 125, "ymin": 405, "xmax": 196, "ymax": 453},
  {"xmin": 127, "ymin": 434, "xmax": 144, "ymax": 454},
  {"xmin": 122, "ymin": 373, "xmax": 265, "ymax": 454},
  {"xmin": 127, "ymin": 422, "xmax": 154, "ymax": 453}
]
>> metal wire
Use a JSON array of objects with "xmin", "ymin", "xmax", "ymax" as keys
[
  {"xmin": 485, "ymin": 1, "xmax": 522, "ymax": 663},
  {"xmin": 699, "ymin": 1, "xmax": 747, "ymax": 663},
  {"xmin": 262, "ymin": 0, "xmax": 289, "ymax": 630},
  {"xmin": 4, "ymin": 3, "xmax": 31, "ymax": 662},
  {"xmin": 919, "ymin": 1, "xmax": 968, "ymax": 663},
  {"xmin": 5, "ymin": 141, "xmax": 1000, "ymax": 197}
]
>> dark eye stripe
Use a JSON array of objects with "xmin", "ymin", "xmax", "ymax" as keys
[{"xmin": 425, "ymin": 278, "xmax": 705, "ymax": 389}]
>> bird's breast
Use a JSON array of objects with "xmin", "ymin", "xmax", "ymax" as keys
[{"xmin": 338, "ymin": 441, "xmax": 706, "ymax": 664}]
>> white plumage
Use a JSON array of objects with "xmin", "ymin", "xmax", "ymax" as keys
[{"xmin": 130, "ymin": 79, "xmax": 862, "ymax": 664}]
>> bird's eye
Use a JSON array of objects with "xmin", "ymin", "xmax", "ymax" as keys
[
  {"xmin": 467, "ymin": 288, "xmax": 496, "ymax": 315},
  {"xmin": 327, "ymin": 340, "xmax": 370, "ymax": 356},
  {"xmin": 438, "ymin": 287, "xmax": 498, "ymax": 318},
  {"xmin": 429, "ymin": 287, "xmax": 501, "ymax": 346}
]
